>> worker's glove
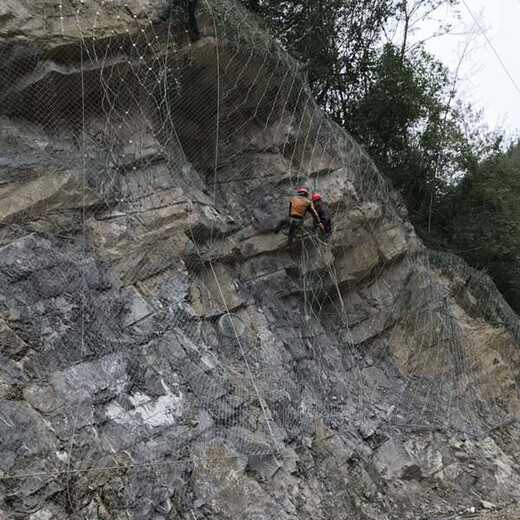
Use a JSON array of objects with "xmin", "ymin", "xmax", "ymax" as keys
[{"xmin": 319, "ymin": 223, "xmax": 325, "ymax": 231}]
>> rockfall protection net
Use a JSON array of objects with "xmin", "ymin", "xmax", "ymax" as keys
[{"xmin": 1, "ymin": 0, "xmax": 520, "ymax": 516}]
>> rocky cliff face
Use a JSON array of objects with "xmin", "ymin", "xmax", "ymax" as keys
[{"xmin": 2, "ymin": 1, "xmax": 520, "ymax": 519}]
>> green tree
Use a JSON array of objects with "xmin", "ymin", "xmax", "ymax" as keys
[
  {"xmin": 243, "ymin": 0, "xmax": 520, "ymax": 312},
  {"xmin": 240, "ymin": 0, "xmax": 395, "ymax": 108},
  {"xmin": 346, "ymin": 44, "xmax": 478, "ymax": 231},
  {"xmin": 436, "ymin": 142, "xmax": 520, "ymax": 311},
  {"xmin": 241, "ymin": 1, "xmax": 472, "ymax": 233}
]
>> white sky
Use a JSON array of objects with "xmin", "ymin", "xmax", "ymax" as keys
[{"xmin": 419, "ymin": 0, "xmax": 520, "ymax": 134}]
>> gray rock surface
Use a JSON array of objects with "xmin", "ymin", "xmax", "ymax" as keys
[{"xmin": 1, "ymin": 1, "xmax": 520, "ymax": 519}]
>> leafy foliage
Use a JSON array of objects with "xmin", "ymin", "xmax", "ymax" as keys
[
  {"xmin": 435, "ymin": 142, "xmax": 520, "ymax": 310},
  {"xmin": 240, "ymin": 0, "xmax": 395, "ymax": 106},
  {"xmin": 243, "ymin": 0, "xmax": 520, "ymax": 313}
]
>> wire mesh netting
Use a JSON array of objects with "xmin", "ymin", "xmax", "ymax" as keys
[{"xmin": 1, "ymin": 0, "xmax": 520, "ymax": 517}]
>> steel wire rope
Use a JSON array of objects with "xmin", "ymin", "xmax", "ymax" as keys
[
  {"xmin": 213, "ymin": 69, "xmax": 307, "ymax": 186},
  {"xmin": 0, "ymin": 433, "xmax": 338, "ymax": 482},
  {"xmin": 399, "ymin": 254, "xmax": 467, "ymax": 432},
  {"xmin": 461, "ymin": 0, "xmax": 520, "ymax": 97},
  {"xmin": 204, "ymin": 0, "xmax": 224, "ymax": 257},
  {"xmin": 223, "ymin": 57, "xmax": 286, "ymax": 142},
  {"xmin": 463, "ymin": 266, "xmax": 520, "ymax": 427},
  {"xmin": 297, "ymin": 237, "xmax": 347, "ymax": 420},
  {"xmin": 320, "ymin": 249, "xmax": 370, "ymax": 416},
  {"xmin": 308, "ymin": 119, "xmax": 327, "ymax": 184},
  {"xmin": 396, "ymin": 266, "xmax": 445, "ymax": 426},
  {"xmin": 312, "ymin": 209, "xmax": 450, "ymax": 428},
  {"xmin": 188, "ymin": 6, "xmax": 358, "ymax": 456},
  {"xmin": 8, "ymin": 0, "xmax": 520, "ymax": 505},
  {"xmin": 430, "ymin": 288, "xmax": 464, "ymax": 430},
  {"xmin": 298, "ymin": 107, "xmax": 317, "ymax": 175},
  {"xmin": 40, "ymin": 3, "xmax": 201, "ymax": 484},
  {"xmin": 262, "ymin": 67, "xmax": 292, "ymax": 131},
  {"xmin": 183, "ymin": 196, "xmax": 277, "ymax": 453},
  {"xmin": 296, "ymin": 224, "xmax": 369, "ymax": 419},
  {"xmin": 313, "ymin": 231, "xmax": 372, "ymax": 416},
  {"xmin": 64, "ymin": 4, "xmax": 88, "ymax": 512},
  {"xmin": 287, "ymin": 93, "xmax": 313, "ymax": 188},
  {"xmin": 171, "ymin": 10, "xmax": 291, "ymax": 446},
  {"xmin": 396, "ymin": 299, "xmax": 450, "ymax": 428},
  {"xmin": 430, "ymin": 256, "xmax": 475, "ymax": 432},
  {"xmin": 208, "ymin": 260, "xmax": 281, "ymax": 454}
]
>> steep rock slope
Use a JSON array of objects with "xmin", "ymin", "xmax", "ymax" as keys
[{"xmin": 1, "ymin": 1, "xmax": 520, "ymax": 519}]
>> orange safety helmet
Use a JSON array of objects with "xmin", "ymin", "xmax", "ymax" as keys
[
  {"xmin": 311, "ymin": 193, "xmax": 322, "ymax": 203},
  {"xmin": 297, "ymin": 188, "xmax": 309, "ymax": 198}
]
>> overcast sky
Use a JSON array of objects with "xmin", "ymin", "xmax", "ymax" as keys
[{"xmin": 419, "ymin": 0, "xmax": 520, "ymax": 134}]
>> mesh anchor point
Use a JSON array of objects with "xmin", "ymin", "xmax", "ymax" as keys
[{"xmin": 218, "ymin": 313, "xmax": 245, "ymax": 338}]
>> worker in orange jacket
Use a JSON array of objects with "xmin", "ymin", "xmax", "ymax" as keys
[{"xmin": 275, "ymin": 188, "xmax": 324, "ymax": 245}]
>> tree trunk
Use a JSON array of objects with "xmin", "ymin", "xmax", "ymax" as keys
[{"xmin": 400, "ymin": 0, "xmax": 409, "ymax": 60}]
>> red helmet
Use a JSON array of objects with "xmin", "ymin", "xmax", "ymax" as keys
[
  {"xmin": 312, "ymin": 193, "xmax": 322, "ymax": 203},
  {"xmin": 297, "ymin": 188, "xmax": 309, "ymax": 197}
]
